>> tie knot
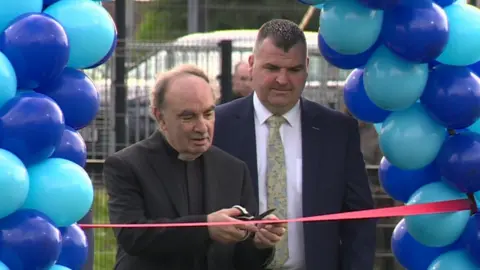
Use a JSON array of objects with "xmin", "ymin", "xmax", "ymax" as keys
[{"xmin": 267, "ymin": 115, "xmax": 286, "ymax": 129}]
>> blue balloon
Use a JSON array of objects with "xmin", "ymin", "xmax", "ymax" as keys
[
  {"xmin": 0, "ymin": 52, "xmax": 16, "ymax": 108},
  {"xmin": 364, "ymin": 46, "xmax": 428, "ymax": 111},
  {"xmin": 0, "ymin": 13, "xmax": 69, "ymax": 89},
  {"xmin": 0, "ymin": 209, "xmax": 61, "ymax": 270},
  {"xmin": 320, "ymin": 0, "xmax": 383, "ymax": 55},
  {"xmin": 436, "ymin": 131, "xmax": 480, "ymax": 193},
  {"xmin": 297, "ymin": 0, "xmax": 326, "ymax": 5},
  {"xmin": 0, "ymin": 0, "xmax": 42, "ymax": 32},
  {"xmin": 405, "ymin": 181, "xmax": 470, "ymax": 247},
  {"xmin": 379, "ymin": 157, "xmax": 440, "ymax": 202},
  {"xmin": 0, "ymin": 149, "xmax": 29, "ymax": 219},
  {"xmin": 44, "ymin": 0, "xmax": 116, "ymax": 69},
  {"xmin": 50, "ymin": 265, "xmax": 73, "ymax": 270},
  {"xmin": 421, "ymin": 65, "xmax": 480, "ymax": 129},
  {"xmin": 318, "ymin": 34, "xmax": 379, "ymax": 69},
  {"xmin": 434, "ymin": 0, "xmax": 456, "ymax": 6},
  {"xmin": 356, "ymin": 0, "xmax": 400, "ymax": 9},
  {"xmin": 461, "ymin": 213, "xmax": 480, "ymax": 265},
  {"xmin": 379, "ymin": 103, "xmax": 446, "ymax": 169},
  {"xmin": 35, "ymin": 68, "xmax": 100, "ymax": 130},
  {"xmin": 57, "ymin": 224, "xmax": 88, "ymax": 270},
  {"xmin": 382, "ymin": 3, "xmax": 448, "ymax": 63},
  {"xmin": 22, "ymin": 158, "xmax": 94, "ymax": 227},
  {"xmin": 428, "ymin": 250, "xmax": 480, "ymax": 269},
  {"xmin": 343, "ymin": 69, "xmax": 391, "ymax": 123},
  {"xmin": 436, "ymin": 3, "xmax": 480, "ymax": 66},
  {"xmin": 0, "ymin": 92, "xmax": 65, "ymax": 166},
  {"xmin": 50, "ymin": 126, "xmax": 87, "ymax": 167},
  {"xmin": 392, "ymin": 218, "xmax": 461, "ymax": 270}
]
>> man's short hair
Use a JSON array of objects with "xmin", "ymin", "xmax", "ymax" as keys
[
  {"xmin": 254, "ymin": 19, "xmax": 307, "ymax": 53},
  {"xmin": 150, "ymin": 64, "xmax": 214, "ymax": 110}
]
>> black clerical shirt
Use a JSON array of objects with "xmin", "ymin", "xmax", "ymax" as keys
[{"xmin": 163, "ymin": 138, "xmax": 208, "ymax": 269}]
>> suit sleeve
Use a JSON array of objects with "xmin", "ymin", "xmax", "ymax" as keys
[
  {"xmin": 339, "ymin": 119, "xmax": 377, "ymax": 270},
  {"xmin": 233, "ymin": 162, "xmax": 274, "ymax": 269},
  {"xmin": 103, "ymin": 155, "xmax": 212, "ymax": 257}
]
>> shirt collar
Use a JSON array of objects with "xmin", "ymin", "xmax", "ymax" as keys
[{"xmin": 253, "ymin": 91, "xmax": 300, "ymax": 127}]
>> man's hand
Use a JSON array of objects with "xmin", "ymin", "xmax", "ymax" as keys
[
  {"xmin": 207, "ymin": 208, "xmax": 258, "ymax": 244},
  {"xmin": 253, "ymin": 214, "xmax": 287, "ymax": 249}
]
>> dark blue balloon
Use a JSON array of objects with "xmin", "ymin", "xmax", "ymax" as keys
[
  {"xmin": 392, "ymin": 218, "xmax": 462, "ymax": 270},
  {"xmin": 0, "ymin": 13, "xmax": 69, "ymax": 89},
  {"xmin": 57, "ymin": 224, "xmax": 88, "ymax": 270},
  {"xmin": 421, "ymin": 65, "xmax": 480, "ymax": 129},
  {"xmin": 0, "ymin": 209, "xmax": 61, "ymax": 270},
  {"xmin": 379, "ymin": 157, "xmax": 441, "ymax": 202},
  {"xmin": 0, "ymin": 92, "xmax": 65, "ymax": 166},
  {"xmin": 343, "ymin": 68, "xmax": 391, "ymax": 123},
  {"xmin": 35, "ymin": 68, "xmax": 99, "ymax": 130},
  {"xmin": 382, "ymin": 3, "xmax": 448, "ymax": 63},
  {"xmin": 436, "ymin": 132, "xmax": 480, "ymax": 193},
  {"xmin": 50, "ymin": 126, "xmax": 87, "ymax": 167},
  {"xmin": 434, "ymin": 0, "xmax": 456, "ymax": 7},
  {"xmin": 469, "ymin": 60, "xmax": 480, "ymax": 78},
  {"xmin": 318, "ymin": 34, "xmax": 379, "ymax": 70},
  {"xmin": 462, "ymin": 213, "xmax": 480, "ymax": 265},
  {"xmin": 357, "ymin": 0, "xmax": 400, "ymax": 9}
]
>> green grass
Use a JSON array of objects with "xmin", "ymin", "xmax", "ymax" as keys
[{"xmin": 93, "ymin": 188, "xmax": 116, "ymax": 270}]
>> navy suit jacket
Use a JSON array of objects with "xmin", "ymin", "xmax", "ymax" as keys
[{"xmin": 212, "ymin": 95, "xmax": 376, "ymax": 270}]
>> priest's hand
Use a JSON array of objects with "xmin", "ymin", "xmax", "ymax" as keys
[
  {"xmin": 207, "ymin": 208, "xmax": 258, "ymax": 244},
  {"xmin": 253, "ymin": 215, "xmax": 287, "ymax": 249}
]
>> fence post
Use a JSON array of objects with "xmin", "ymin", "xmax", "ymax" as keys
[{"xmin": 218, "ymin": 40, "xmax": 233, "ymax": 104}]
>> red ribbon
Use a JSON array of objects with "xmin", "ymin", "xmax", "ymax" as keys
[{"xmin": 78, "ymin": 199, "xmax": 472, "ymax": 229}]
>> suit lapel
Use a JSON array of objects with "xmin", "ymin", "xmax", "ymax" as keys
[
  {"xmin": 145, "ymin": 132, "xmax": 188, "ymax": 216},
  {"xmin": 202, "ymin": 150, "xmax": 218, "ymax": 213},
  {"xmin": 300, "ymin": 99, "xmax": 331, "ymax": 217},
  {"xmin": 233, "ymin": 95, "xmax": 259, "ymax": 195}
]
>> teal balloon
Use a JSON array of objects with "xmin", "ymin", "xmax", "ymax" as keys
[
  {"xmin": 436, "ymin": 3, "xmax": 480, "ymax": 66},
  {"xmin": 0, "ymin": 149, "xmax": 29, "ymax": 219},
  {"xmin": 374, "ymin": 123, "xmax": 382, "ymax": 133},
  {"xmin": 22, "ymin": 158, "xmax": 94, "ymax": 227},
  {"xmin": 364, "ymin": 46, "xmax": 428, "ymax": 111},
  {"xmin": 405, "ymin": 182, "xmax": 470, "ymax": 247},
  {"xmin": 0, "ymin": 0, "xmax": 43, "ymax": 32},
  {"xmin": 428, "ymin": 250, "xmax": 480, "ymax": 269},
  {"xmin": 0, "ymin": 261, "xmax": 8, "ymax": 270},
  {"xmin": 468, "ymin": 119, "xmax": 480, "ymax": 133},
  {"xmin": 320, "ymin": 0, "xmax": 383, "ymax": 55},
  {"xmin": 49, "ymin": 265, "xmax": 72, "ymax": 270},
  {"xmin": 0, "ymin": 52, "xmax": 17, "ymax": 108},
  {"xmin": 44, "ymin": 0, "xmax": 116, "ymax": 69},
  {"xmin": 379, "ymin": 103, "xmax": 446, "ymax": 169}
]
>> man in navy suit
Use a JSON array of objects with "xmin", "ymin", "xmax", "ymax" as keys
[{"xmin": 213, "ymin": 19, "xmax": 376, "ymax": 270}]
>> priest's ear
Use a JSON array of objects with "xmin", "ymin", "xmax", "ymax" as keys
[{"xmin": 152, "ymin": 107, "xmax": 167, "ymax": 133}]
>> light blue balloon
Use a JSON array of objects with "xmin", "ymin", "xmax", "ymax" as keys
[
  {"xmin": 468, "ymin": 118, "xmax": 480, "ymax": 133},
  {"xmin": 320, "ymin": 0, "xmax": 383, "ymax": 55},
  {"xmin": 436, "ymin": 3, "xmax": 480, "ymax": 66},
  {"xmin": 44, "ymin": 0, "xmax": 116, "ymax": 69},
  {"xmin": 0, "ymin": 52, "xmax": 17, "ymax": 108},
  {"xmin": 49, "ymin": 265, "xmax": 72, "ymax": 270},
  {"xmin": 22, "ymin": 158, "xmax": 94, "ymax": 227},
  {"xmin": 379, "ymin": 103, "xmax": 446, "ymax": 169},
  {"xmin": 0, "ymin": 261, "xmax": 9, "ymax": 270},
  {"xmin": 428, "ymin": 250, "xmax": 480, "ymax": 269},
  {"xmin": 405, "ymin": 181, "xmax": 470, "ymax": 247},
  {"xmin": 364, "ymin": 46, "xmax": 428, "ymax": 111},
  {"xmin": 374, "ymin": 123, "xmax": 382, "ymax": 133},
  {"xmin": 0, "ymin": 0, "xmax": 43, "ymax": 32},
  {"xmin": 0, "ymin": 149, "xmax": 29, "ymax": 219}
]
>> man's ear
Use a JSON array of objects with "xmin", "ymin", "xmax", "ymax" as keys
[
  {"xmin": 152, "ymin": 107, "xmax": 166, "ymax": 132},
  {"xmin": 248, "ymin": 54, "xmax": 254, "ymax": 77}
]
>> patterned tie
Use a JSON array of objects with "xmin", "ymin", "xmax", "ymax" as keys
[{"xmin": 266, "ymin": 115, "xmax": 288, "ymax": 268}]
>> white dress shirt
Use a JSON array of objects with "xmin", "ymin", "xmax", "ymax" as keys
[{"xmin": 253, "ymin": 92, "xmax": 305, "ymax": 270}]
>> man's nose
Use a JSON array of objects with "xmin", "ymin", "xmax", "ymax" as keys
[
  {"xmin": 276, "ymin": 70, "xmax": 288, "ymax": 85},
  {"xmin": 194, "ymin": 118, "xmax": 208, "ymax": 133}
]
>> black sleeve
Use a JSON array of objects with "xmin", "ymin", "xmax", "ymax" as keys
[
  {"xmin": 103, "ymin": 155, "xmax": 212, "ymax": 257},
  {"xmin": 233, "ymin": 162, "xmax": 274, "ymax": 269}
]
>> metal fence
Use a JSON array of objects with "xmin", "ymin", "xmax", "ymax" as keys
[{"xmin": 87, "ymin": 162, "xmax": 404, "ymax": 270}]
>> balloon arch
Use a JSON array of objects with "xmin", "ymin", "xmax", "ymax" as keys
[{"xmin": 299, "ymin": 0, "xmax": 480, "ymax": 269}]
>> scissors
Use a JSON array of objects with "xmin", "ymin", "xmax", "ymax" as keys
[{"xmin": 232, "ymin": 205, "xmax": 276, "ymax": 221}]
